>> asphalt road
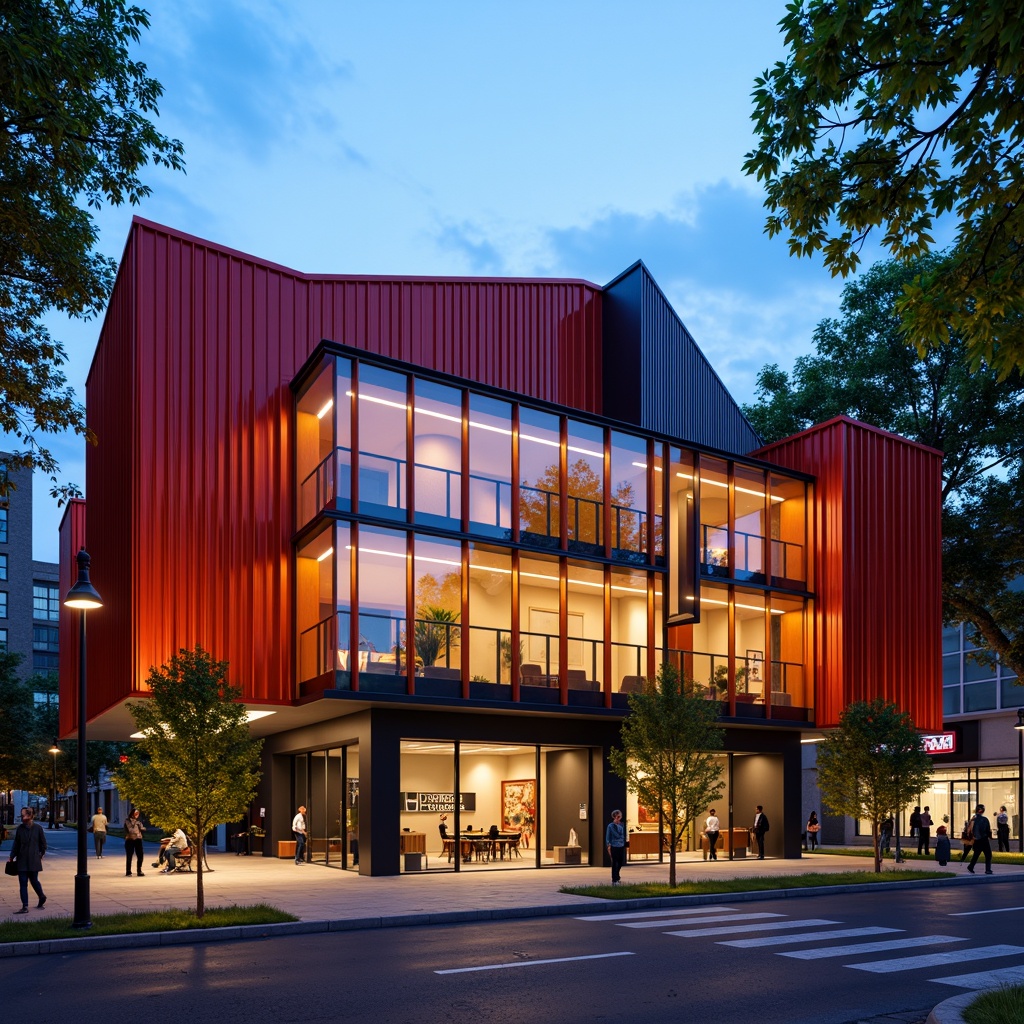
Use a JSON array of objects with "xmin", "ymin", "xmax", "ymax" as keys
[{"xmin": 5, "ymin": 884, "xmax": 1024, "ymax": 1023}]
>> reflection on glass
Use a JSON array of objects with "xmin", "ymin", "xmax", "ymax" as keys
[
  {"xmin": 734, "ymin": 465, "xmax": 766, "ymax": 581},
  {"xmin": 414, "ymin": 380, "xmax": 462, "ymax": 527},
  {"xmin": 519, "ymin": 407, "xmax": 561, "ymax": 547},
  {"xmin": 610, "ymin": 431, "xmax": 648, "ymax": 563},
  {"xmin": 357, "ymin": 365, "xmax": 408, "ymax": 519},
  {"xmin": 468, "ymin": 394, "xmax": 512, "ymax": 537},
  {"xmin": 413, "ymin": 535, "xmax": 462, "ymax": 676},
  {"xmin": 468, "ymin": 544, "xmax": 512, "ymax": 685},
  {"xmin": 566, "ymin": 420, "xmax": 604, "ymax": 554},
  {"xmin": 357, "ymin": 526, "xmax": 407, "ymax": 676},
  {"xmin": 699, "ymin": 457, "xmax": 729, "ymax": 578}
]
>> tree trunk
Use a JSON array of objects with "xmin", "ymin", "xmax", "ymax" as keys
[
  {"xmin": 669, "ymin": 835, "xmax": 677, "ymax": 888},
  {"xmin": 195, "ymin": 815, "xmax": 205, "ymax": 918},
  {"xmin": 873, "ymin": 821, "xmax": 881, "ymax": 873}
]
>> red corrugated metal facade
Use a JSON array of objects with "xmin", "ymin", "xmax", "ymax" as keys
[
  {"xmin": 72, "ymin": 218, "xmax": 603, "ymax": 722},
  {"xmin": 755, "ymin": 417, "xmax": 944, "ymax": 731}
]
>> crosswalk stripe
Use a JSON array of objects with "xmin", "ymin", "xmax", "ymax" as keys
[
  {"xmin": 847, "ymin": 944, "xmax": 1024, "ymax": 974},
  {"xmin": 948, "ymin": 906, "xmax": 1024, "ymax": 917},
  {"xmin": 720, "ymin": 927, "xmax": 901, "ymax": 949},
  {"xmin": 780, "ymin": 935, "xmax": 964, "ymax": 960},
  {"xmin": 620, "ymin": 912, "xmax": 784, "ymax": 930},
  {"xmin": 931, "ymin": 964, "xmax": 1024, "ymax": 990},
  {"xmin": 576, "ymin": 907, "xmax": 738, "ymax": 923},
  {"xmin": 667, "ymin": 919, "xmax": 840, "ymax": 938}
]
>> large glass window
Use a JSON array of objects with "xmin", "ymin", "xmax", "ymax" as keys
[
  {"xmin": 0, "ymin": 509, "xmax": 6, "ymax": 544},
  {"xmin": 734, "ymin": 466, "xmax": 766, "ymax": 582},
  {"xmin": 770, "ymin": 592, "xmax": 808, "ymax": 710},
  {"xmin": 413, "ymin": 535, "xmax": 462, "ymax": 677},
  {"xmin": 611, "ymin": 567, "xmax": 648, "ymax": 692},
  {"xmin": 33, "ymin": 584, "xmax": 60, "ymax": 621},
  {"xmin": 566, "ymin": 420, "xmax": 604, "ymax": 555},
  {"xmin": 566, "ymin": 561, "xmax": 604, "ymax": 690},
  {"xmin": 770, "ymin": 473, "xmax": 806, "ymax": 585},
  {"xmin": 357, "ymin": 526, "xmax": 408, "ymax": 680},
  {"xmin": 519, "ymin": 407, "xmax": 561, "ymax": 548},
  {"xmin": 295, "ymin": 357, "xmax": 347, "ymax": 525},
  {"xmin": 32, "ymin": 625, "xmax": 59, "ymax": 671},
  {"xmin": 467, "ymin": 545, "xmax": 512, "ymax": 686},
  {"xmin": 0, "ymin": 553, "xmax": 6, "ymax": 581},
  {"xmin": 667, "ymin": 447, "xmax": 697, "ymax": 621},
  {"xmin": 414, "ymin": 380, "xmax": 462, "ymax": 528},
  {"xmin": 519, "ymin": 553, "xmax": 560, "ymax": 681},
  {"xmin": 734, "ymin": 589, "xmax": 765, "ymax": 702},
  {"xmin": 699, "ymin": 457, "xmax": 729, "ymax": 579},
  {"xmin": 357, "ymin": 365, "xmax": 408, "ymax": 520},
  {"xmin": 468, "ymin": 394, "xmax": 512, "ymax": 538},
  {"xmin": 295, "ymin": 524, "xmax": 339, "ymax": 683},
  {"xmin": 610, "ymin": 432, "xmax": 648, "ymax": 563},
  {"xmin": 688, "ymin": 582, "xmax": 730, "ymax": 696}
]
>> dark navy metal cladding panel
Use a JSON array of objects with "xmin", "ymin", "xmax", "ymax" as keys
[{"xmin": 602, "ymin": 263, "xmax": 761, "ymax": 454}]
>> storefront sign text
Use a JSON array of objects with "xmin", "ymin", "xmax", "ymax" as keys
[
  {"xmin": 922, "ymin": 732, "xmax": 956, "ymax": 755},
  {"xmin": 401, "ymin": 792, "xmax": 476, "ymax": 813}
]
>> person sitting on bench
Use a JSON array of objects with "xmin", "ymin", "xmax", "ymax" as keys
[{"xmin": 160, "ymin": 828, "xmax": 189, "ymax": 873}]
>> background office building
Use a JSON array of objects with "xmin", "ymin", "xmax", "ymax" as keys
[{"xmin": 60, "ymin": 219, "xmax": 943, "ymax": 874}]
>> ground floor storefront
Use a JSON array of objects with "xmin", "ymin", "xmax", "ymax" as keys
[{"xmin": 253, "ymin": 699, "xmax": 805, "ymax": 875}]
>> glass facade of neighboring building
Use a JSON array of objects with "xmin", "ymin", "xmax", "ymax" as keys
[{"xmin": 942, "ymin": 623, "xmax": 1022, "ymax": 716}]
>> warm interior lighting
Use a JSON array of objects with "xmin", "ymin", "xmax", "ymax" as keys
[
  {"xmin": 701, "ymin": 596, "xmax": 786, "ymax": 614},
  {"xmin": 316, "ymin": 398, "xmax": 334, "ymax": 419},
  {"xmin": 316, "ymin": 548, "xmax": 334, "ymax": 562},
  {"xmin": 800, "ymin": 737, "xmax": 825, "ymax": 744},
  {"xmin": 130, "ymin": 707, "xmax": 275, "ymax": 740}
]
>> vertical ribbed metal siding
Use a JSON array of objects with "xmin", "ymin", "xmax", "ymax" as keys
[
  {"xmin": 756, "ymin": 417, "xmax": 943, "ymax": 731},
  {"xmin": 71, "ymin": 218, "xmax": 604, "ymax": 719}
]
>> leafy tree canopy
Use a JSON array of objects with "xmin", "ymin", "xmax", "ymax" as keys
[
  {"xmin": 744, "ymin": 0, "xmax": 1024, "ymax": 379},
  {"xmin": 816, "ymin": 699, "xmax": 933, "ymax": 872},
  {"xmin": 0, "ymin": 0, "xmax": 184, "ymax": 501},
  {"xmin": 609, "ymin": 663, "xmax": 724, "ymax": 887},
  {"xmin": 113, "ymin": 646, "xmax": 263, "ymax": 917},
  {"xmin": 744, "ymin": 256, "xmax": 1024, "ymax": 677},
  {"xmin": 0, "ymin": 649, "xmax": 36, "ymax": 792}
]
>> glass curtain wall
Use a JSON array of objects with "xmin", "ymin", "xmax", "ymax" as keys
[
  {"xmin": 467, "ymin": 544, "xmax": 512, "ymax": 688},
  {"xmin": 609, "ymin": 431, "xmax": 649, "ymax": 564},
  {"xmin": 519, "ymin": 407, "xmax": 561, "ymax": 548},
  {"xmin": 667, "ymin": 447, "xmax": 696, "ymax": 622},
  {"xmin": 611, "ymin": 567, "xmax": 648, "ymax": 693},
  {"xmin": 769, "ymin": 474, "xmax": 807, "ymax": 586},
  {"xmin": 413, "ymin": 380, "xmax": 462, "ymax": 529},
  {"xmin": 699, "ymin": 457, "xmax": 729, "ymax": 579},
  {"xmin": 566, "ymin": 561, "xmax": 604, "ymax": 691},
  {"xmin": 519, "ymin": 553, "xmax": 561, "ymax": 683},
  {"xmin": 413, "ymin": 535, "xmax": 462, "ymax": 679},
  {"xmin": 357, "ymin": 525, "xmax": 408, "ymax": 689},
  {"xmin": 357, "ymin": 365, "xmax": 408, "ymax": 520},
  {"xmin": 566, "ymin": 419, "xmax": 604, "ymax": 555},
  {"xmin": 468, "ymin": 394, "xmax": 512, "ymax": 538},
  {"xmin": 734, "ymin": 465, "xmax": 766, "ymax": 582}
]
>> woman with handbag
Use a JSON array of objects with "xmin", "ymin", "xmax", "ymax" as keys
[
  {"xmin": 806, "ymin": 811, "xmax": 821, "ymax": 851},
  {"xmin": 124, "ymin": 808, "xmax": 147, "ymax": 876},
  {"xmin": 7, "ymin": 806, "xmax": 46, "ymax": 914}
]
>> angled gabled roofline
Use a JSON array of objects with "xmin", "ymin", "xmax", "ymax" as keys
[{"xmin": 754, "ymin": 414, "xmax": 944, "ymax": 459}]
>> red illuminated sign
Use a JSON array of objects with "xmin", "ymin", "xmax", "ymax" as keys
[{"xmin": 922, "ymin": 732, "xmax": 956, "ymax": 755}]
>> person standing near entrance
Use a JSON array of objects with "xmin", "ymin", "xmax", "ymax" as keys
[
  {"xmin": 704, "ymin": 808, "xmax": 721, "ymax": 860},
  {"xmin": 8, "ymin": 807, "xmax": 46, "ymax": 914},
  {"xmin": 917, "ymin": 806, "xmax": 933, "ymax": 855},
  {"xmin": 752, "ymin": 805, "xmax": 769, "ymax": 859},
  {"xmin": 605, "ymin": 809, "xmax": 626, "ymax": 885},
  {"xmin": 967, "ymin": 804, "xmax": 994, "ymax": 875},
  {"xmin": 124, "ymin": 808, "xmax": 146, "ymax": 876},
  {"xmin": 90, "ymin": 807, "xmax": 108, "ymax": 859},
  {"xmin": 292, "ymin": 805, "xmax": 308, "ymax": 865},
  {"xmin": 996, "ymin": 806, "xmax": 1010, "ymax": 852}
]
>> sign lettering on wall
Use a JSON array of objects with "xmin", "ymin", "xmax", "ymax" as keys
[
  {"xmin": 922, "ymin": 732, "xmax": 957, "ymax": 755},
  {"xmin": 401, "ymin": 792, "xmax": 476, "ymax": 813}
]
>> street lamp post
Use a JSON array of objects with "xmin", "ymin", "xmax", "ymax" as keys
[
  {"xmin": 64, "ymin": 548, "xmax": 103, "ymax": 930},
  {"xmin": 48, "ymin": 742, "xmax": 61, "ymax": 830},
  {"xmin": 1015, "ymin": 708, "xmax": 1024, "ymax": 854}
]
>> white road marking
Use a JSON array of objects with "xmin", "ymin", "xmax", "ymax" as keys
[
  {"xmin": 948, "ymin": 905, "xmax": 1024, "ymax": 917},
  {"xmin": 619, "ymin": 912, "xmax": 784, "ymax": 929},
  {"xmin": 576, "ymin": 907, "xmax": 738, "ymax": 922},
  {"xmin": 932, "ymin": 964, "xmax": 1024, "ymax": 990},
  {"xmin": 720, "ymin": 927, "xmax": 901, "ymax": 949},
  {"xmin": 435, "ymin": 951, "xmax": 635, "ymax": 975},
  {"xmin": 781, "ymin": 935, "xmax": 965, "ymax": 960},
  {"xmin": 847, "ymin": 945, "xmax": 1024, "ymax": 974},
  {"xmin": 667, "ymin": 918, "xmax": 841, "ymax": 938}
]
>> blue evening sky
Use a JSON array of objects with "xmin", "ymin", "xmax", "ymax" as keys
[{"xmin": 27, "ymin": 0, "xmax": 878, "ymax": 559}]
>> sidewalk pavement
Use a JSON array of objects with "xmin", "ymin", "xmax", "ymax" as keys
[{"xmin": 4, "ymin": 832, "xmax": 1021, "ymax": 928}]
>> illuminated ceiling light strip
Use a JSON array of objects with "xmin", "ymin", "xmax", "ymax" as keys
[
  {"xmin": 567, "ymin": 445, "xmax": 604, "ymax": 458},
  {"xmin": 701, "ymin": 596, "xmax": 786, "ymax": 614},
  {"xmin": 131, "ymin": 707, "xmax": 275, "ymax": 739},
  {"xmin": 631, "ymin": 462, "xmax": 663, "ymax": 472},
  {"xmin": 316, "ymin": 399, "xmax": 334, "ymax": 419},
  {"xmin": 519, "ymin": 432, "xmax": 560, "ymax": 449},
  {"xmin": 316, "ymin": 548, "xmax": 334, "ymax": 562}
]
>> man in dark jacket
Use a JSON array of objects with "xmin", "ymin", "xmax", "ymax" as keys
[
  {"xmin": 752, "ymin": 805, "xmax": 770, "ymax": 859},
  {"xmin": 8, "ymin": 806, "xmax": 47, "ymax": 913},
  {"xmin": 967, "ymin": 804, "xmax": 994, "ymax": 875}
]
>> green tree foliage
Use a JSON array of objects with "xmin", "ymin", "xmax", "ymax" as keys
[
  {"xmin": 816, "ymin": 699, "xmax": 933, "ymax": 872},
  {"xmin": 113, "ymin": 646, "xmax": 263, "ymax": 918},
  {"xmin": 0, "ymin": 650, "xmax": 36, "ymax": 795},
  {"xmin": 744, "ymin": 257, "xmax": 1024, "ymax": 679},
  {"xmin": 744, "ymin": 0, "xmax": 1024, "ymax": 379},
  {"xmin": 0, "ymin": 0, "xmax": 184, "ymax": 501},
  {"xmin": 609, "ymin": 663, "xmax": 725, "ymax": 887}
]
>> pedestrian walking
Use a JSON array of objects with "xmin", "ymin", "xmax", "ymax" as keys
[
  {"xmin": 934, "ymin": 825, "xmax": 951, "ymax": 866},
  {"xmin": 704, "ymin": 808, "xmax": 721, "ymax": 860},
  {"xmin": 806, "ymin": 811, "xmax": 820, "ymax": 851},
  {"xmin": 7, "ymin": 806, "xmax": 46, "ymax": 914},
  {"xmin": 917, "ymin": 806, "xmax": 933, "ymax": 855},
  {"xmin": 124, "ymin": 808, "xmax": 146, "ymax": 876},
  {"xmin": 966, "ymin": 804, "xmax": 994, "ymax": 875},
  {"xmin": 292, "ymin": 805, "xmax": 308, "ymax": 864},
  {"xmin": 90, "ymin": 807, "xmax": 108, "ymax": 858},
  {"xmin": 996, "ymin": 805, "xmax": 1010, "ymax": 853},
  {"xmin": 959, "ymin": 818, "xmax": 974, "ymax": 862},
  {"xmin": 752, "ymin": 805, "xmax": 770, "ymax": 859},
  {"xmin": 606, "ymin": 809, "xmax": 627, "ymax": 884},
  {"xmin": 909, "ymin": 805, "xmax": 921, "ymax": 841},
  {"xmin": 880, "ymin": 815, "xmax": 894, "ymax": 857}
]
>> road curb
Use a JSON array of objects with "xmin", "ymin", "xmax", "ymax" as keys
[
  {"xmin": 0, "ymin": 870, "xmax": 1018, "ymax": 957},
  {"xmin": 926, "ymin": 991, "xmax": 975, "ymax": 1024}
]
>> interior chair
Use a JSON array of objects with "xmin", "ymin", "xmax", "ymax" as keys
[
  {"xmin": 620, "ymin": 675, "xmax": 644, "ymax": 694},
  {"xmin": 487, "ymin": 824, "xmax": 500, "ymax": 860},
  {"xmin": 519, "ymin": 663, "xmax": 542, "ymax": 684},
  {"xmin": 506, "ymin": 833, "xmax": 522, "ymax": 858}
]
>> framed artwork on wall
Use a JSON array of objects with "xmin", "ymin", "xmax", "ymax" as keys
[
  {"xmin": 746, "ymin": 649, "xmax": 764, "ymax": 683},
  {"xmin": 501, "ymin": 779, "xmax": 536, "ymax": 844}
]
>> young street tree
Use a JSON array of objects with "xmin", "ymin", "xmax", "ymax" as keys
[
  {"xmin": 0, "ymin": 0, "xmax": 184, "ymax": 501},
  {"xmin": 816, "ymin": 699, "xmax": 934, "ymax": 873},
  {"xmin": 744, "ymin": 257, "xmax": 1024, "ymax": 681},
  {"xmin": 744, "ymin": 0, "xmax": 1024, "ymax": 379},
  {"xmin": 113, "ymin": 646, "xmax": 263, "ymax": 918},
  {"xmin": 0, "ymin": 650, "xmax": 36, "ymax": 797},
  {"xmin": 609, "ymin": 663, "xmax": 725, "ymax": 887}
]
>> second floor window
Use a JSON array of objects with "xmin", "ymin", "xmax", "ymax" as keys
[{"xmin": 33, "ymin": 584, "xmax": 60, "ymax": 621}]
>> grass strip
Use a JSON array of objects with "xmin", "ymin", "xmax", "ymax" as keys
[
  {"xmin": 809, "ymin": 847, "xmax": 1024, "ymax": 866},
  {"xmin": 0, "ymin": 903, "xmax": 296, "ymax": 943},
  {"xmin": 560, "ymin": 869, "xmax": 954, "ymax": 900},
  {"xmin": 963, "ymin": 983, "xmax": 1024, "ymax": 1024}
]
